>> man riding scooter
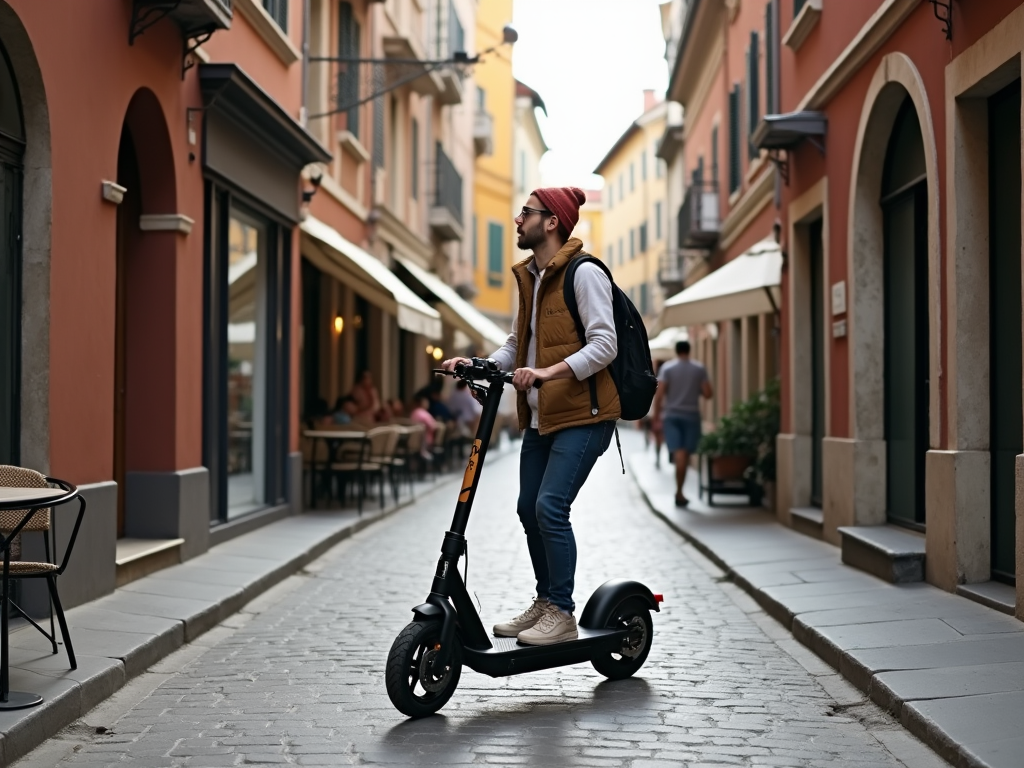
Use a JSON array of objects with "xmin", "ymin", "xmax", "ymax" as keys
[{"xmin": 443, "ymin": 186, "xmax": 619, "ymax": 646}]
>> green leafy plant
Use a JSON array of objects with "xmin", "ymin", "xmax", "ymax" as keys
[{"xmin": 698, "ymin": 377, "xmax": 780, "ymax": 483}]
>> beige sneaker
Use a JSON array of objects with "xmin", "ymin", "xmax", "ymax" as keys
[
  {"xmin": 493, "ymin": 597, "xmax": 551, "ymax": 638},
  {"xmin": 517, "ymin": 607, "xmax": 578, "ymax": 646}
]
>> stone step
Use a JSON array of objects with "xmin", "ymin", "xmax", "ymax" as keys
[
  {"xmin": 956, "ymin": 580, "xmax": 1017, "ymax": 616},
  {"xmin": 790, "ymin": 507, "xmax": 823, "ymax": 540},
  {"xmin": 115, "ymin": 537, "xmax": 184, "ymax": 587},
  {"xmin": 838, "ymin": 525, "xmax": 925, "ymax": 583}
]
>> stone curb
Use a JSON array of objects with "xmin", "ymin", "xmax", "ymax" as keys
[
  {"xmin": 629, "ymin": 467, "xmax": 986, "ymax": 768},
  {"xmin": 0, "ymin": 466, "xmax": 471, "ymax": 766}
]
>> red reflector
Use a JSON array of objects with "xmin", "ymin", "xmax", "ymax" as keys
[{"xmin": 653, "ymin": 594, "xmax": 664, "ymax": 603}]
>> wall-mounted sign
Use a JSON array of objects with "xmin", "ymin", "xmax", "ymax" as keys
[
  {"xmin": 833, "ymin": 319, "xmax": 847, "ymax": 338},
  {"xmin": 831, "ymin": 280, "xmax": 847, "ymax": 316}
]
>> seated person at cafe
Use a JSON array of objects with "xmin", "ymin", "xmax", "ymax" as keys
[
  {"xmin": 424, "ymin": 380, "xmax": 454, "ymax": 422},
  {"xmin": 331, "ymin": 395, "xmax": 361, "ymax": 425},
  {"xmin": 351, "ymin": 370, "xmax": 382, "ymax": 420},
  {"xmin": 409, "ymin": 394, "xmax": 438, "ymax": 459},
  {"xmin": 447, "ymin": 380, "xmax": 482, "ymax": 436}
]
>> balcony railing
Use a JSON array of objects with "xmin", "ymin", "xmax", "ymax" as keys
[
  {"xmin": 678, "ymin": 181, "xmax": 720, "ymax": 249},
  {"xmin": 473, "ymin": 109, "xmax": 494, "ymax": 156},
  {"xmin": 429, "ymin": 143, "xmax": 464, "ymax": 241},
  {"xmin": 658, "ymin": 251, "xmax": 686, "ymax": 296}
]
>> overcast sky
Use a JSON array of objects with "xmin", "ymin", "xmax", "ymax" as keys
[{"xmin": 509, "ymin": 0, "xmax": 670, "ymax": 191}]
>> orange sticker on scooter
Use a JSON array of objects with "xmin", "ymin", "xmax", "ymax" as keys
[{"xmin": 458, "ymin": 440, "xmax": 483, "ymax": 502}]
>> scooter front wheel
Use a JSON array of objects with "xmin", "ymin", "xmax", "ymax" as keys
[
  {"xmin": 386, "ymin": 621, "xmax": 462, "ymax": 717},
  {"xmin": 591, "ymin": 598, "xmax": 654, "ymax": 680}
]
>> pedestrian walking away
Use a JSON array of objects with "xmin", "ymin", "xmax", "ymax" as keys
[
  {"xmin": 651, "ymin": 340, "xmax": 713, "ymax": 507},
  {"xmin": 443, "ymin": 186, "xmax": 620, "ymax": 647}
]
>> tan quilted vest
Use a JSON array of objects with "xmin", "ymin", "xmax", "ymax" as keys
[{"xmin": 512, "ymin": 238, "xmax": 621, "ymax": 434}]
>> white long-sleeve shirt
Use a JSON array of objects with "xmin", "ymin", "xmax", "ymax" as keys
[{"xmin": 490, "ymin": 260, "xmax": 617, "ymax": 428}]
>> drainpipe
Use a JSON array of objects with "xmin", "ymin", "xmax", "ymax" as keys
[{"xmin": 301, "ymin": 0, "xmax": 310, "ymax": 125}]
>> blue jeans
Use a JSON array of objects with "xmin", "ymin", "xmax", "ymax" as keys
[{"xmin": 516, "ymin": 421, "xmax": 616, "ymax": 612}]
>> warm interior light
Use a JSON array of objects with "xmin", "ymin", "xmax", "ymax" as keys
[
  {"xmin": 432, "ymin": 347, "xmax": 444, "ymax": 361},
  {"xmin": 425, "ymin": 344, "xmax": 435, "ymax": 355},
  {"xmin": 333, "ymin": 316, "xmax": 344, "ymax": 334}
]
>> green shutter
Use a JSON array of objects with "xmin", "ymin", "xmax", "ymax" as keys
[
  {"xmin": 487, "ymin": 222, "xmax": 503, "ymax": 286},
  {"xmin": 711, "ymin": 125, "xmax": 719, "ymax": 185},
  {"xmin": 729, "ymin": 85, "xmax": 741, "ymax": 193},
  {"xmin": 748, "ymin": 31, "xmax": 760, "ymax": 159},
  {"xmin": 338, "ymin": 3, "xmax": 359, "ymax": 137}
]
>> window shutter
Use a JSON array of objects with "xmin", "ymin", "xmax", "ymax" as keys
[
  {"xmin": 640, "ymin": 284, "xmax": 649, "ymax": 315},
  {"xmin": 338, "ymin": 3, "xmax": 359, "ymax": 138},
  {"xmin": 794, "ymin": 0, "xmax": 807, "ymax": 18},
  {"xmin": 711, "ymin": 125, "xmax": 719, "ymax": 184},
  {"xmin": 729, "ymin": 85, "xmax": 741, "ymax": 193},
  {"xmin": 472, "ymin": 215, "xmax": 477, "ymax": 268},
  {"xmin": 655, "ymin": 201, "xmax": 662, "ymax": 239},
  {"xmin": 766, "ymin": 2, "xmax": 775, "ymax": 115},
  {"xmin": 640, "ymin": 222, "xmax": 648, "ymax": 253},
  {"xmin": 748, "ymin": 31, "xmax": 760, "ymax": 159},
  {"xmin": 487, "ymin": 222, "xmax": 503, "ymax": 286}
]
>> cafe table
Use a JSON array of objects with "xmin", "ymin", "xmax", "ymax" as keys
[
  {"xmin": 0, "ymin": 483, "xmax": 78, "ymax": 710},
  {"xmin": 303, "ymin": 430, "xmax": 367, "ymax": 507}
]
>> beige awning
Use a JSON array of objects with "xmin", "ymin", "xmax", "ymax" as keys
[
  {"xmin": 648, "ymin": 326, "xmax": 690, "ymax": 362},
  {"xmin": 300, "ymin": 215, "xmax": 442, "ymax": 338},
  {"xmin": 394, "ymin": 256, "xmax": 510, "ymax": 351},
  {"xmin": 659, "ymin": 239, "xmax": 782, "ymax": 328}
]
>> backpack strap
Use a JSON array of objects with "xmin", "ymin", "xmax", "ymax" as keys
[{"xmin": 563, "ymin": 254, "xmax": 611, "ymax": 417}]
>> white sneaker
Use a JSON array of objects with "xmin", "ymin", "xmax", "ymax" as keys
[
  {"xmin": 493, "ymin": 597, "xmax": 552, "ymax": 638},
  {"xmin": 517, "ymin": 607, "xmax": 578, "ymax": 646}
]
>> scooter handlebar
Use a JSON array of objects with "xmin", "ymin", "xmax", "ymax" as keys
[{"xmin": 434, "ymin": 358, "xmax": 542, "ymax": 388}]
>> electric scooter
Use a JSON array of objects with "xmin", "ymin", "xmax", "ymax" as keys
[{"xmin": 385, "ymin": 357, "xmax": 663, "ymax": 718}]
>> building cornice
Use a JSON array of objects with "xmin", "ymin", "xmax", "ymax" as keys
[
  {"xmin": 719, "ymin": 166, "xmax": 775, "ymax": 252},
  {"xmin": 798, "ymin": 0, "xmax": 921, "ymax": 111},
  {"xmin": 376, "ymin": 205, "xmax": 433, "ymax": 265}
]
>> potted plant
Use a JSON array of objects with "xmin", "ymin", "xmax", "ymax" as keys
[{"xmin": 698, "ymin": 379, "xmax": 779, "ymax": 506}]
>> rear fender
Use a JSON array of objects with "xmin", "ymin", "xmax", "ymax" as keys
[{"xmin": 578, "ymin": 579, "xmax": 660, "ymax": 629}]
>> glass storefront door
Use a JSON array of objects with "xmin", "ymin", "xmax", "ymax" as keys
[
  {"xmin": 205, "ymin": 184, "xmax": 291, "ymax": 524},
  {"xmin": 227, "ymin": 211, "xmax": 268, "ymax": 516}
]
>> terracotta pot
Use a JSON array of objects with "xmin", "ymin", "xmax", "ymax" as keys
[{"xmin": 709, "ymin": 454, "xmax": 753, "ymax": 480}]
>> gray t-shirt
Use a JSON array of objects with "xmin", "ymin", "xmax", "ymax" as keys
[{"xmin": 658, "ymin": 358, "xmax": 708, "ymax": 416}]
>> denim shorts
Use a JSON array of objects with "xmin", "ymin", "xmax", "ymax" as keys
[{"xmin": 663, "ymin": 413, "xmax": 702, "ymax": 454}]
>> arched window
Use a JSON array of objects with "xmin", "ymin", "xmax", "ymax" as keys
[{"xmin": 0, "ymin": 38, "xmax": 25, "ymax": 464}]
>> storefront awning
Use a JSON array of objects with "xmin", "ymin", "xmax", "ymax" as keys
[
  {"xmin": 300, "ymin": 216, "xmax": 442, "ymax": 338},
  {"xmin": 648, "ymin": 326, "xmax": 690, "ymax": 362},
  {"xmin": 394, "ymin": 256, "xmax": 510, "ymax": 351},
  {"xmin": 659, "ymin": 239, "xmax": 782, "ymax": 328}
]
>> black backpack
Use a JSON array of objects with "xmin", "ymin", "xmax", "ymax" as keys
[{"xmin": 563, "ymin": 254, "xmax": 659, "ymax": 422}]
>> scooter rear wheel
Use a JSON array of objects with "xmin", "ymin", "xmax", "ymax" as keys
[
  {"xmin": 591, "ymin": 599, "xmax": 654, "ymax": 680},
  {"xmin": 386, "ymin": 621, "xmax": 462, "ymax": 717}
]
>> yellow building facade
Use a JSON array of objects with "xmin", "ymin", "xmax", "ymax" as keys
[
  {"xmin": 576, "ymin": 189, "xmax": 603, "ymax": 257},
  {"xmin": 594, "ymin": 95, "xmax": 668, "ymax": 329},
  {"xmin": 470, "ymin": 0, "xmax": 516, "ymax": 331}
]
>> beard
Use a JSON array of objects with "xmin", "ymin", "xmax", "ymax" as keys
[{"xmin": 516, "ymin": 221, "xmax": 545, "ymax": 251}]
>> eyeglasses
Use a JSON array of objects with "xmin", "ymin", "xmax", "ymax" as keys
[{"xmin": 516, "ymin": 206, "xmax": 552, "ymax": 221}]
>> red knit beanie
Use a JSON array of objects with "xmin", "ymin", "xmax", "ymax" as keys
[{"xmin": 532, "ymin": 187, "xmax": 586, "ymax": 238}]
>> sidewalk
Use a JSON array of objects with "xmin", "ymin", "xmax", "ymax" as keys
[
  {"xmin": 630, "ymin": 448, "xmax": 1024, "ymax": 768},
  {"xmin": 0, "ymin": 460, "xmax": 476, "ymax": 765}
]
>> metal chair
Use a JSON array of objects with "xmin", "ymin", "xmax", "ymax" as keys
[{"xmin": 0, "ymin": 466, "xmax": 86, "ymax": 670}]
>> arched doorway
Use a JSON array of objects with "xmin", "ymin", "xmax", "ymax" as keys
[
  {"xmin": 0, "ymin": 36, "xmax": 23, "ymax": 467},
  {"xmin": 881, "ymin": 96, "xmax": 929, "ymax": 528},
  {"xmin": 114, "ymin": 89, "xmax": 177, "ymax": 538}
]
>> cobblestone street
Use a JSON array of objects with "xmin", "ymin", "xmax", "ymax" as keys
[{"xmin": 19, "ymin": 435, "xmax": 945, "ymax": 767}]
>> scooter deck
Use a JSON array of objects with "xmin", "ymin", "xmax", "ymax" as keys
[{"xmin": 463, "ymin": 627, "xmax": 629, "ymax": 678}]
